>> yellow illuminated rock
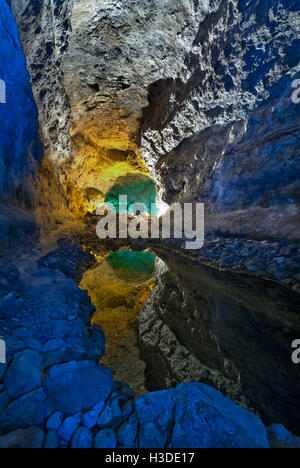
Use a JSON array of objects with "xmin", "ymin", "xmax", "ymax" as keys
[
  {"xmin": 79, "ymin": 250, "xmax": 156, "ymax": 394},
  {"xmin": 61, "ymin": 104, "xmax": 151, "ymax": 214}
]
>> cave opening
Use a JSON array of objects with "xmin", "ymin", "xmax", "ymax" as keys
[{"xmin": 104, "ymin": 173, "xmax": 158, "ymax": 215}]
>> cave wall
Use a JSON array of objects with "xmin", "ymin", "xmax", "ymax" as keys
[
  {"xmin": 8, "ymin": 0, "xmax": 300, "ymax": 238},
  {"xmin": 9, "ymin": 0, "xmax": 213, "ymax": 212},
  {"xmin": 0, "ymin": 0, "xmax": 74, "ymax": 252},
  {"xmin": 0, "ymin": 0, "xmax": 40, "ymax": 202},
  {"xmin": 0, "ymin": 0, "xmax": 42, "ymax": 256},
  {"xmin": 140, "ymin": 0, "xmax": 300, "ymax": 241}
]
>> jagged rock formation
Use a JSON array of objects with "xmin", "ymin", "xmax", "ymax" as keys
[
  {"xmin": 0, "ymin": 240, "xmax": 272, "ymax": 448},
  {"xmin": 0, "ymin": 0, "xmax": 40, "ymax": 200},
  {"xmin": 139, "ymin": 251, "xmax": 300, "ymax": 435},
  {"xmin": 0, "ymin": 239, "xmax": 299, "ymax": 448},
  {"xmin": 0, "ymin": 1, "xmax": 41, "ymax": 256},
  {"xmin": 140, "ymin": 0, "xmax": 300, "ymax": 242},
  {"xmin": 10, "ymin": 0, "xmax": 175, "ymax": 213},
  {"xmin": 268, "ymin": 424, "xmax": 300, "ymax": 449},
  {"xmin": 0, "ymin": 1, "xmax": 73, "ymax": 250},
  {"xmin": 38, "ymin": 237, "xmax": 95, "ymax": 283},
  {"xmin": 9, "ymin": 0, "xmax": 300, "ymax": 241}
]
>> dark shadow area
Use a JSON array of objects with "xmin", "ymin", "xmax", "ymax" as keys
[{"xmin": 140, "ymin": 248, "xmax": 300, "ymax": 435}]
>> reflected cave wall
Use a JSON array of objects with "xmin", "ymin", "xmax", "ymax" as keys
[{"xmin": 139, "ymin": 252, "xmax": 300, "ymax": 434}]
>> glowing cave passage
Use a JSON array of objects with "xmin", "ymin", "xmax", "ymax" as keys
[{"xmin": 104, "ymin": 173, "xmax": 158, "ymax": 215}]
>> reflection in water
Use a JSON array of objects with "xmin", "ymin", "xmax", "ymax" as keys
[
  {"xmin": 80, "ymin": 250, "xmax": 156, "ymax": 395},
  {"xmin": 80, "ymin": 244, "xmax": 300, "ymax": 434},
  {"xmin": 106, "ymin": 250, "xmax": 156, "ymax": 281},
  {"xmin": 139, "ymin": 249, "xmax": 300, "ymax": 435}
]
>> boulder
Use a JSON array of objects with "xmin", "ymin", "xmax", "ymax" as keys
[
  {"xmin": 58, "ymin": 415, "xmax": 81, "ymax": 443},
  {"xmin": 43, "ymin": 361, "xmax": 113, "ymax": 415},
  {"xmin": 71, "ymin": 427, "xmax": 92, "ymax": 449},
  {"xmin": 135, "ymin": 383, "xmax": 270, "ymax": 449},
  {"xmin": 0, "ymin": 427, "xmax": 45, "ymax": 449},
  {"xmin": 0, "ymin": 388, "xmax": 49, "ymax": 433},
  {"xmin": 0, "ymin": 293, "xmax": 20, "ymax": 319},
  {"xmin": 139, "ymin": 422, "xmax": 167, "ymax": 449},
  {"xmin": 44, "ymin": 431, "xmax": 58, "ymax": 449},
  {"xmin": 94, "ymin": 429, "xmax": 117, "ymax": 449},
  {"xmin": 171, "ymin": 384, "xmax": 269, "ymax": 448},
  {"xmin": 4, "ymin": 350, "xmax": 42, "ymax": 399},
  {"xmin": 46, "ymin": 411, "xmax": 63, "ymax": 432},
  {"xmin": 97, "ymin": 394, "xmax": 124, "ymax": 430},
  {"xmin": 82, "ymin": 401, "xmax": 104, "ymax": 429},
  {"xmin": 118, "ymin": 422, "xmax": 138, "ymax": 449},
  {"xmin": 268, "ymin": 424, "xmax": 300, "ymax": 449}
]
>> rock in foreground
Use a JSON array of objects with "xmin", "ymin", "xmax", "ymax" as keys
[
  {"xmin": 133, "ymin": 383, "xmax": 270, "ymax": 449},
  {"xmin": 44, "ymin": 361, "xmax": 113, "ymax": 415}
]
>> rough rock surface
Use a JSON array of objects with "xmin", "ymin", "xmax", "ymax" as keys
[
  {"xmin": 268, "ymin": 424, "xmax": 300, "ymax": 449},
  {"xmin": 0, "ymin": 236, "xmax": 299, "ymax": 447},
  {"xmin": 0, "ymin": 205, "xmax": 40, "ymax": 261},
  {"xmin": 10, "ymin": 0, "xmax": 300, "ymax": 241},
  {"xmin": 160, "ymin": 235, "xmax": 300, "ymax": 292},
  {"xmin": 0, "ymin": 2, "xmax": 42, "ymax": 257},
  {"xmin": 140, "ymin": 0, "xmax": 300, "ymax": 242},
  {"xmin": 133, "ymin": 383, "xmax": 269, "ymax": 448},
  {"xmin": 0, "ymin": 239, "xmax": 291, "ymax": 448},
  {"xmin": 44, "ymin": 361, "xmax": 113, "ymax": 415},
  {"xmin": 0, "ymin": 1, "xmax": 75, "ymax": 238},
  {"xmin": 39, "ymin": 237, "xmax": 96, "ymax": 283},
  {"xmin": 10, "ymin": 0, "xmax": 209, "ymax": 155},
  {"xmin": 0, "ymin": 0, "xmax": 299, "ymax": 450},
  {"xmin": 139, "ymin": 251, "xmax": 300, "ymax": 435},
  {"xmin": 0, "ymin": 426, "xmax": 45, "ymax": 449},
  {"xmin": 0, "ymin": 240, "xmax": 105, "ymax": 400},
  {"xmin": 0, "ymin": 0, "xmax": 40, "ymax": 200}
]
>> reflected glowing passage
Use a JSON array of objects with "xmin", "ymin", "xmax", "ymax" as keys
[{"xmin": 80, "ymin": 250, "xmax": 156, "ymax": 395}]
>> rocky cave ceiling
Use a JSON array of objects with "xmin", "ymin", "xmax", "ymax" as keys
[{"xmin": 4, "ymin": 0, "xmax": 300, "ymax": 241}]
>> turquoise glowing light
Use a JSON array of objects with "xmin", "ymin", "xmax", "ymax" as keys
[{"xmin": 105, "ymin": 174, "xmax": 158, "ymax": 215}]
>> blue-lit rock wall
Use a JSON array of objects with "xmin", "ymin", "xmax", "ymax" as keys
[
  {"xmin": 140, "ymin": 0, "xmax": 300, "ymax": 241},
  {"xmin": 0, "ymin": 0, "xmax": 40, "ymax": 200}
]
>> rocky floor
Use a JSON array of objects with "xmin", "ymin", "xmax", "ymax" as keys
[{"xmin": 0, "ymin": 237, "xmax": 299, "ymax": 448}]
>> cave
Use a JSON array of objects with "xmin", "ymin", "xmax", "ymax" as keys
[
  {"xmin": 105, "ymin": 174, "xmax": 157, "ymax": 214},
  {"xmin": 0, "ymin": 0, "xmax": 299, "ymax": 450}
]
